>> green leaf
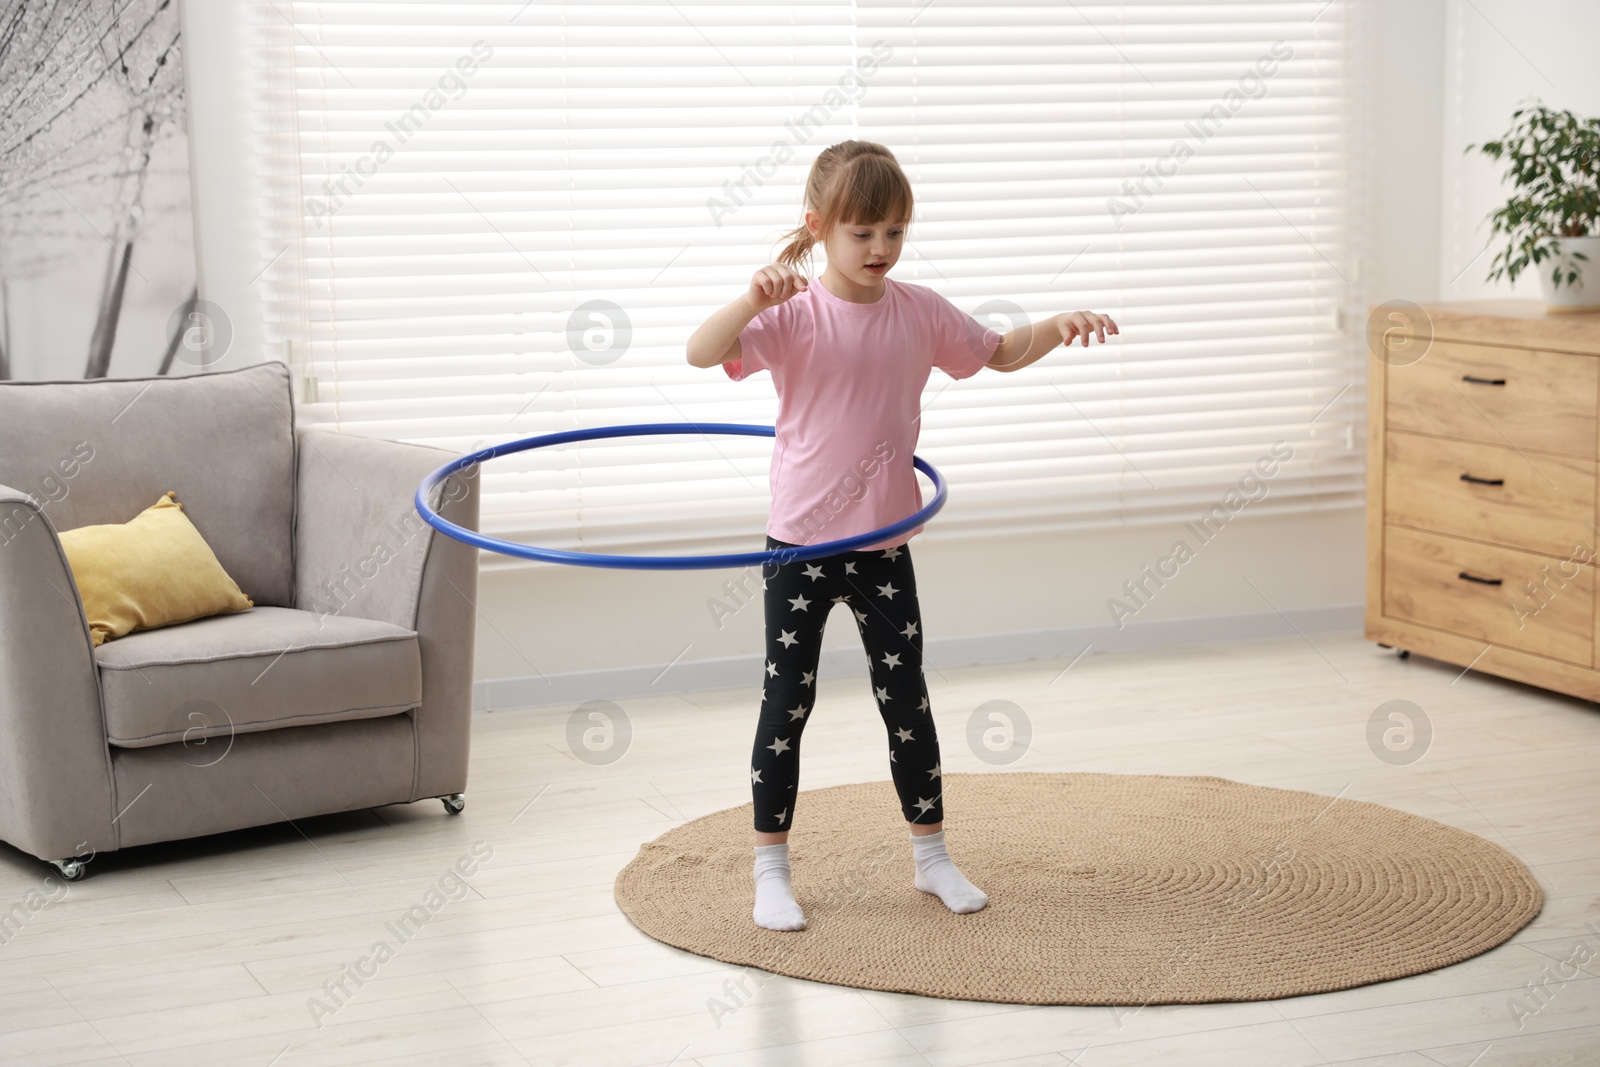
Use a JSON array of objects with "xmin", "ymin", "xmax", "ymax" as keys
[{"xmin": 1473, "ymin": 99, "xmax": 1600, "ymax": 288}]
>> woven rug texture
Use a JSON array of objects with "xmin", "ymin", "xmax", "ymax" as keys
[{"xmin": 613, "ymin": 771, "xmax": 1544, "ymax": 1005}]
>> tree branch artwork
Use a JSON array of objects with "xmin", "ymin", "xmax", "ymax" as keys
[{"xmin": 0, "ymin": 0, "xmax": 186, "ymax": 379}]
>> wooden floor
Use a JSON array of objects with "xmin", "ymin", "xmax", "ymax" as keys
[{"xmin": 2, "ymin": 631, "xmax": 1597, "ymax": 1066}]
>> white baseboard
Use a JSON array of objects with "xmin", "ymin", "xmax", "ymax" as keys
[{"xmin": 472, "ymin": 603, "xmax": 1365, "ymax": 712}]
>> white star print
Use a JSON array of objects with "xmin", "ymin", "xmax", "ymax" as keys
[
  {"xmin": 883, "ymin": 546, "xmax": 902, "ymax": 560},
  {"xmin": 877, "ymin": 582, "xmax": 898, "ymax": 600},
  {"xmin": 800, "ymin": 671, "xmax": 815, "ymax": 686},
  {"xmin": 751, "ymin": 767, "xmax": 763, "ymax": 784},
  {"xmin": 902, "ymin": 621, "xmax": 918, "ymax": 639},
  {"xmin": 853, "ymin": 608, "xmax": 868, "ymax": 624},
  {"xmin": 786, "ymin": 703, "xmax": 810, "ymax": 721},
  {"xmin": 767, "ymin": 736, "xmax": 792, "ymax": 755},
  {"xmin": 777, "ymin": 629, "xmax": 798, "ymax": 648},
  {"xmin": 889, "ymin": 750, "xmax": 896, "ymax": 762},
  {"xmin": 831, "ymin": 594, "xmax": 851, "ymax": 605},
  {"xmin": 917, "ymin": 696, "xmax": 930, "ymax": 713},
  {"xmin": 803, "ymin": 564, "xmax": 824, "ymax": 580},
  {"xmin": 788, "ymin": 594, "xmax": 811, "ymax": 612},
  {"xmin": 875, "ymin": 685, "xmax": 891, "ymax": 703},
  {"xmin": 765, "ymin": 660, "xmax": 778, "ymax": 678},
  {"xmin": 775, "ymin": 807, "xmax": 788, "ymax": 825},
  {"xmin": 914, "ymin": 796, "xmax": 937, "ymax": 815},
  {"xmin": 844, "ymin": 561, "xmax": 857, "ymax": 574},
  {"xmin": 927, "ymin": 762, "xmax": 942, "ymax": 779},
  {"xmin": 895, "ymin": 726, "xmax": 914, "ymax": 742},
  {"xmin": 881, "ymin": 652, "xmax": 902, "ymax": 669}
]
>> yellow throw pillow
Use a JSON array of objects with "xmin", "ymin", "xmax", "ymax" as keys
[{"xmin": 57, "ymin": 491, "xmax": 254, "ymax": 647}]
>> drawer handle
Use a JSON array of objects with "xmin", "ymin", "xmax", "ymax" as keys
[
  {"xmin": 1460, "ymin": 374, "xmax": 1507, "ymax": 385},
  {"xmin": 1457, "ymin": 570, "xmax": 1503, "ymax": 586},
  {"xmin": 1458, "ymin": 473, "xmax": 1505, "ymax": 486}
]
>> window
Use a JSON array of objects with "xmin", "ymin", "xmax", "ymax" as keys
[{"xmin": 252, "ymin": 1, "xmax": 1366, "ymax": 565}]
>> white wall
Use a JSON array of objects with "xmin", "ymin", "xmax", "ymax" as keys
[
  {"xmin": 179, "ymin": 0, "xmax": 1472, "ymax": 708},
  {"xmin": 1439, "ymin": 0, "xmax": 1600, "ymax": 300},
  {"xmin": 471, "ymin": 508, "xmax": 1369, "ymax": 709},
  {"xmin": 1365, "ymin": 0, "xmax": 1447, "ymax": 306},
  {"xmin": 179, "ymin": 1, "xmax": 268, "ymax": 370}
]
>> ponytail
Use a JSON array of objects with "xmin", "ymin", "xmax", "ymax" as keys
[{"xmin": 775, "ymin": 222, "xmax": 817, "ymax": 273}]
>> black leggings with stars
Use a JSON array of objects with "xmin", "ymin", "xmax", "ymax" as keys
[{"xmin": 749, "ymin": 534, "xmax": 944, "ymax": 832}]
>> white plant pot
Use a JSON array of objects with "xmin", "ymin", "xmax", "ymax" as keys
[{"xmin": 1536, "ymin": 235, "xmax": 1600, "ymax": 313}]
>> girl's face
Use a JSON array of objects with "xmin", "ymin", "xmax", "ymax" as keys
[{"xmin": 808, "ymin": 213, "xmax": 906, "ymax": 286}]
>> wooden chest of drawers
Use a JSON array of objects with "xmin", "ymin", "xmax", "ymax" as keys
[{"xmin": 1367, "ymin": 301, "xmax": 1600, "ymax": 700}]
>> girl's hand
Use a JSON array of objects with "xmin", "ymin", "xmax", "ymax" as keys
[
  {"xmin": 1058, "ymin": 310, "xmax": 1119, "ymax": 348},
  {"xmin": 747, "ymin": 263, "xmax": 809, "ymax": 312}
]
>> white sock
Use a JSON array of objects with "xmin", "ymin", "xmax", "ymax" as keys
[
  {"xmin": 910, "ymin": 829, "xmax": 988, "ymax": 914},
  {"xmin": 752, "ymin": 843, "xmax": 806, "ymax": 931}
]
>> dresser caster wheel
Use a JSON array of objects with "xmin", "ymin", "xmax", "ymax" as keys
[
  {"xmin": 1395, "ymin": 648, "xmax": 1410, "ymax": 660},
  {"xmin": 441, "ymin": 793, "xmax": 466, "ymax": 815}
]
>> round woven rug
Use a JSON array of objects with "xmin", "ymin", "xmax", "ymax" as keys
[{"xmin": 613, "ymin": 772, "xmax": 1543, "ymax": 1005}]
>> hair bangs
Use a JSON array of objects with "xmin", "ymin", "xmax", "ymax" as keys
[{"xmin": 824, "ymin": 155, "xmax": 913, "ymax": 230}]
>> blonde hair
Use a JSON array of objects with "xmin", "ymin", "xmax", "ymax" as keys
[{"xmin": 775, "ymin": 140, "xmax": 914, "ymax": 272}]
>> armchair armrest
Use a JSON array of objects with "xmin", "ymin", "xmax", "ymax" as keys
[
  {"xmin": 0, "ymin": 485, "xmax": 117, "ymax": 862},
  {"xmin": 292, "ymin": 429, "xmax": 480, "ymax": 801}
]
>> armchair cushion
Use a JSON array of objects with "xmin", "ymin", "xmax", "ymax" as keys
[
  {"xmin": 97, "ymin": 606, "xmax": 421, "ymax": 749},
  {"xmin": 59, "ymin": 491, "xmax": 254, "ymax": 646},
  {"xmin": 0, "ymin": 362, "xmax": 297, "ymax": 607}
]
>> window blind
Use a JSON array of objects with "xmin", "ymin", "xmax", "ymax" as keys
[{"xmin": 250, "ymin": 0, "xmax": 1367, "ymax": 568}]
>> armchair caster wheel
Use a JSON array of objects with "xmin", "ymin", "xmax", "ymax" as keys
[
  {"xmin": 441, "ymin": 793, "xmax": 466, "ymax": 815},
  {"xmin": 51, "ymin": 856, "xmax": 89, "ymax": 881}
]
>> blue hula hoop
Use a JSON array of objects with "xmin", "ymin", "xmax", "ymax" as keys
[{"xmin": 413, "ymin": 422, "xmax": 948, "ymax": 570}]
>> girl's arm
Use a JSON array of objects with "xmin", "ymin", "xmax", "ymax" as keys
[
  {"xmin": 687, "ymin": 264, "xmax": 808, "ymax": 368},
  {"xmin": 986, "ymin": 310, "xmax": 1119, "ymax": 373}
]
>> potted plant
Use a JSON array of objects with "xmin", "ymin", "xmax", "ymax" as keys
[{"xmin": 1466, "ymin": 99, "xmax": 1600, "ymax": 313}]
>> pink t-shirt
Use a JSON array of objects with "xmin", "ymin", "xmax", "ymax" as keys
[{"xmin": 724, "ymin": 275, "xmax": 999, "ymax": 550}]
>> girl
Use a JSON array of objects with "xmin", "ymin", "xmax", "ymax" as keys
[{"xmin": 686, "ymin": 140, "xmax": 1119, "ymax": 931}]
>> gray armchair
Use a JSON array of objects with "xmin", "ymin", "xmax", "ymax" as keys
[{"xmin": 0, "ymin": 360, "xmax": 479, "ymax": 879}]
